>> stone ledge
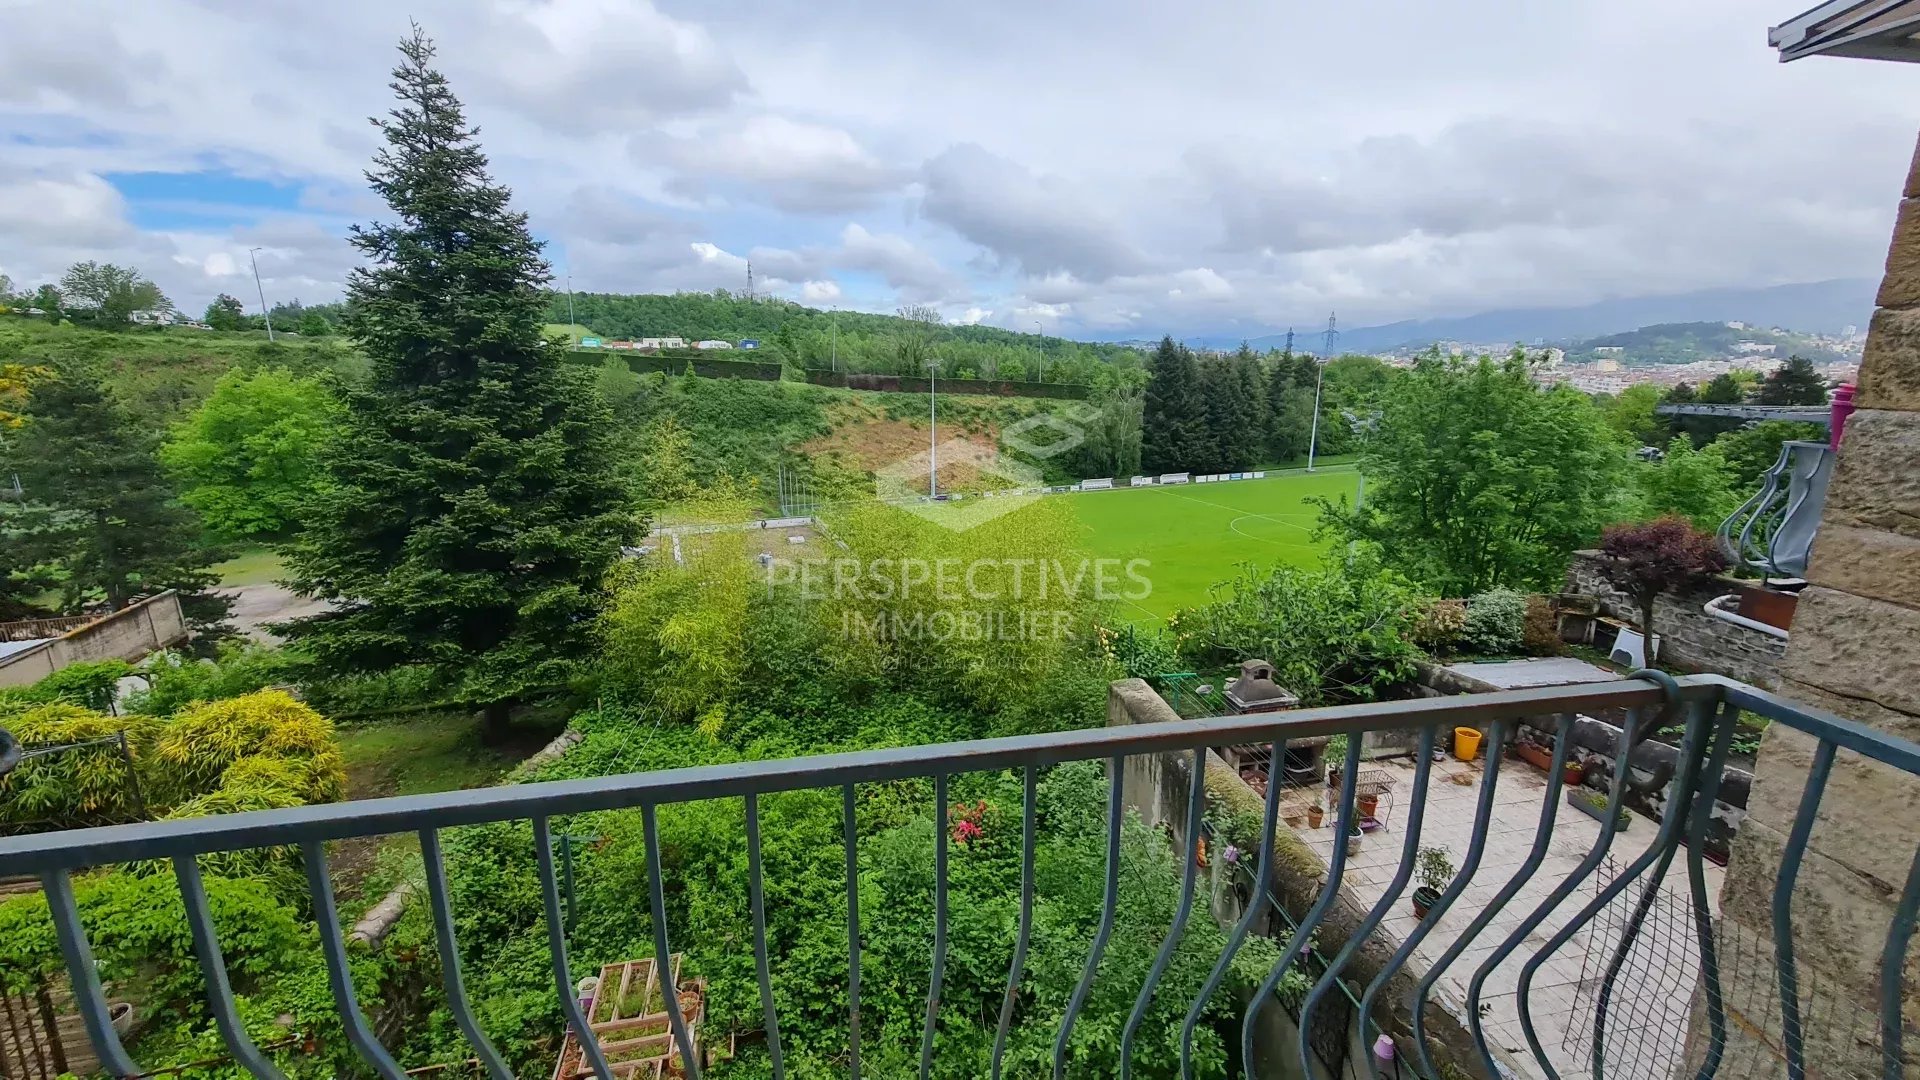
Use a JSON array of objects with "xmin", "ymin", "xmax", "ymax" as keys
[
  {"xmin": 1743, "ymin": 720, "xmax": 1920, "ymax": 893},
  {"xmin": 1779, "ymin": 586, "xmax": 1920, "ymax": 717},
  {"xmin": 1822, "ymin": 409, "xmax": 1920, "ymax": 541},
  {"xmin": 1805, "ymin": 524, "xmax": 1920, "ymax": 612},
  {"xmin": 1862, "ymin": 305, "xmax": 1920, "ymax": 412}
]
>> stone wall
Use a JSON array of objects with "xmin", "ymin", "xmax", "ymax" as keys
[
  {"xmin": 1686, "ymin": 131, "xmax": 1920, "ymax": 1077},
  {"xmin": 0, "ymin": 591, "xmax": 190, "ymax": 688},
  {"xmin": 1564, "ymin": 551, "xmax": 1786, "ymax": 688}
]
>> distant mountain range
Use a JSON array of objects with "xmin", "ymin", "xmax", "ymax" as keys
[{"xmin": 1180, "ymin": 278, "xmax": 1875, "ymax": 354}]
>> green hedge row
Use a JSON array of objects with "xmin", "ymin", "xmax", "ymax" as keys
[{"xmin": 566, "ymin": 349, "xmax": 1092, "ymax": 399}]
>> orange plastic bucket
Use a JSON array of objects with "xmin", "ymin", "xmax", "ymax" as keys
[{"xmin": 1453, "ymin": 726, "xmax": 1484, "ymax": 760}]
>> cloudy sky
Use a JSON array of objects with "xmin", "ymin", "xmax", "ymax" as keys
[{"xmin": 2, "ymin": 0, "xmax": 1916, "ymax": 338}]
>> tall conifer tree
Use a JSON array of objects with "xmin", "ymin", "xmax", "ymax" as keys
[{"xmin": 282, "ymin": 28, "xmax": 631, "ymax": 735}]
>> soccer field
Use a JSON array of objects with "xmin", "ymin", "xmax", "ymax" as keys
[{"xmin": 1069, "ymin": 467, "xmax": 1361, "ymax": 622}]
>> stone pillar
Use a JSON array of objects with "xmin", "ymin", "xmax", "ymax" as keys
[{"xmin": 1688, "ymin": 131, "xmax": 1920, "ymax": 1077}]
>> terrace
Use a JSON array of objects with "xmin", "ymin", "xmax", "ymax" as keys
[{"xmin": 1, "ymin": 673, "xmax": 1911, "ymax": 1079}]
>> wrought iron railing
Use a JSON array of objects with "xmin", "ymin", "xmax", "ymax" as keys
[
  {"xmin": 1, "ymin": 674, "xmax": 1916, "ymax": 1079},
  {"xmin": 1720, "ymin": 439, "xmax": 1835, "ymax": 579}
]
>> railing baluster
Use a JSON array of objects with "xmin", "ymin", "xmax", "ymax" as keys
[
  {"xmin": 1411, "ymin": 714, "xmax": 1567, "ymax": 1075},
  {"xmin": 1464, "ymin": 708, "xmax": 1635, "ymax": 1080},
  {"xmin": 844, "ymin": 782, "xmax": 862, "ymax": 1080},
  {"xmin": 1592, "ymin": 700, "xmax": 1734, "ymax": 1079},
  {"xmin": 745, "ymin": 794, "xmax": 785, "ymax": 1080},
  {"xmin": 991, "ymin": 765, "xmax": 1037, "ymax": 1080},
  {"xmin": 173, "ymin": 856, "xmax": 290, "ymax": 1079},
  {"xmin": 1182, "ymin": 738, "xmax": 1287, "ymax": 1080},
  {"xmin": 1249, "ymin": 724, "xmax": 1370, "ymax": 1075},
  {"xmin": 641, "ymin": 805, "xmax": 702, "ymax": 1080},
  {"xmin": 1774, "ymin": 738, "xmax": 1836, "ymax": 1080},
  {"xmin": 1403, "ymin": 721, "xmax": 1508, "ymax": 1070},
  {"xmin": 418, "ymin": 830, "xmax": 512, "ymax": 1080},
  {"xmin": 1305, "ymin": 725, "xmax": 1434, "ymax": 1080},
  {"xmin": 920, "ymin": 773, "xmax": 949, "ymax": 1080},
  {"xmin": 1121, "ymin": 747, "xmax": 1208, "ymax": 1080},
  {"xmin": 301, "ymin": 841, "xmax": 408, "ymax": 1079},
  {"xmin": 1513, "ymin": 691, "xmax": 1715, "ymax": 1080},
  {"xmin": 1055, "ymin": 756, "xmax": 1125, "ymax": 1080},
  {"xmin": 1681, "ymin": 704, "xmax": 1741, "ymax": 1080},
  {"xmin": 532, "ymin": 818, "xmax": 613, "ymax": 1080},
  {"xmin": 39, "ymin": 869, "xmax": 138, "ymax": 1078},
  {"xmin": 1882, "ymin": 845, "xmax": 1920, "ymax": 1080}
]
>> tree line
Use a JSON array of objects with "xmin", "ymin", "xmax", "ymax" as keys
[{"xmin": 1139, "ymin": 337, "xmax": 1385, "ymax": 475}]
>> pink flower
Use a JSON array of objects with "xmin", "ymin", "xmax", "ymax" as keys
[{"xmin": 954, "ymin": 819, "xmax": 984, "ymax": 845}]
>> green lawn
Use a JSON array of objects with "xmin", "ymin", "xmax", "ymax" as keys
[
  {"xmin": 1070, "ymin": 466, "xmax": 1362, "ymax": 622},
  {"xmin": 211, "ymin": 548, "xmax": 286, "ymax": 587}
]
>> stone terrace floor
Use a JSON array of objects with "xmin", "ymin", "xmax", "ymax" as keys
[{"xmin": 1289, "ymin": 753, "xmax": 1723, "ymax": 1080}]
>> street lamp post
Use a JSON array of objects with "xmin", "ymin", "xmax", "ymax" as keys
[
  {"xmin": 248, "ymin": 247, "xmax": 274, "ymax": 342},
  {"xmin": 1305, "ymin": 356, "xmax": 1327, "ymax": 471}
]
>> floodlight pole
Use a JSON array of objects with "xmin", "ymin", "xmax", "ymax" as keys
[
  {"xmin": 928, "ymin": 359, "xmax": 938, "ymax": 498},
  {"xmin": 1306, "ymin": 358, "xmax": 1326, "ymax": 472},
  {"xmin": 248, "ymin": 247, "xmax": 274, "ymax": 342},
  {"xmin": 566, "ymin": 272, "xmax": 576, "ymax": 332}
]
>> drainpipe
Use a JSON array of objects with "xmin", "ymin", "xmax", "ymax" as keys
[{"xmin": 1704, "ymin": 594, "xmax": 1789, "ymax": 640}]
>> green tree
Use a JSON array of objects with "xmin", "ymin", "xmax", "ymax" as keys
[
  {"xmin": 1712, "ymin": 419, "xmax": 1827, "ymax": 484},
  {"xmin": 1314, "ymin": 349, "xmax": 1625, "ymax": 595},
  {"xmin": 203, "ymin": 294, "xmax": 248, "ymax": 331},
  {"xmin": 1672, "ymin": 373, "xmax": 1746, "ymax": 447},
  {"xmin": 6, "ymin": 367, "xmax": 228, "ymax": 631},
  {"xmin": 1634, "ymin": 437, "xmax": 1739, "ymax": 531},
  {"xmin": 280, "ymin": 28, "xmax": 631, "ymax": 738},
  {"xmin": 295, "ymin": 311, "xmax": 332, "ymax": 337},
  {"xmin": 161, "ymin": 368, "xmax": 337, "ymax": 542},
  {"xmin": 1601, "ymin": 383, "xmax": 1664, "ymax": 447},
  {"xmin": 57, "ymin": 262, "xmax": 169, "ymax": 327},
  {"xmin": 1754, "ymin": 355, "xmax": 1830, "ymax": 406},
  {"xmin": 595, "ymin": 354, "xmax": 642, "ymax": 408},
  {"xmin": 29, "ymin": 284, "xmax": 63, "ymax": 320},
  {"xmin": 1141, "ymin": 337, "xmax": 1204, "ymax": 473}
]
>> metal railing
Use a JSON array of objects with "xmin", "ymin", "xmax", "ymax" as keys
[
  {"xmin": 2, "ymin": 674, "xmax": 1918, "ymax": 1079},
  {"xmin": 1721, "ymin": 439, "xmax": 1835, "ymax": 579}
]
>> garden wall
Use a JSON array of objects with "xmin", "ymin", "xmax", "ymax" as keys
[
  {"xmin": 1108, "ymin": 679, "xmax": 1497, "ymax": 1080},
  {"xmin": 1564, "ymin": 550, "xmax": 1785, "ymax": 688},
  {"xmin": 0, "ymin": 591, "xmax": 189, "ymax": 688}
]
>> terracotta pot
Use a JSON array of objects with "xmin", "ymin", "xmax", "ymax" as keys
[
  {"xmin": 1562, "ymin": 762, "xmax": 1586, "ymax": 787},
  {"xmin": 1357, "ymin": 793, "xmax": 1380, "ymax": 819},
  {"xmin": 1513, "ymin": 742, "xmax": 1554, "ymax": 771},
  {"xmin": 1737, "ymin": 585, "xmax": 1799, "ymax": 631},
  {"xmin": 1306, "ymin": 805, "xmax": 1324, "ymax": 828}
]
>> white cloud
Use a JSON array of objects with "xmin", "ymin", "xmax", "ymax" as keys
[
  {"xmin": 657, "ymin": 115, "xmax": 907, "ymax": 212},
  {"xmin": 801, "ymin": 279, "xmax": 842, "ymax": 304}
]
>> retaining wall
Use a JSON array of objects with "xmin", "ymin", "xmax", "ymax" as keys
[
  {"xmin": 1564, "ymin": 551, "xmax": 1786, "ymax": 689},
  {"xmin": 0, "ymin": 592, "xmax": 189, "ymax": 688}
]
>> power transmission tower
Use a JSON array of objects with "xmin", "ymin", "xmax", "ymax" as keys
[{"xmin": 745, "ymin": 261, "xmax": 753, "ymax": 300}]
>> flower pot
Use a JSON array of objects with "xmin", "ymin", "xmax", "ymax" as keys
[
  {"xmin": 1513, "ymin": 741, "xmax": 1554, "ymax": 772},
  {"xmin": 1565, "ymin": 787, "xmax": 1631, "ymax": 830},
  {"xmin": 1357, "ymin": 793, "xmax": 1380, "ymax": 820},
  {"xmin": 1737, "ymin": 585, "xmax": 1799, "ymax": 631},
  {"xmin": 1453, "ymin": 727, "xmax": 1483, "ymax": 760},
  {"xmin": 1345, "ymin": 827, "xmax": 1364, "ymax": 857},
  {"xmin": 1562, "ymin": 762, "xmax": 1586, "ymax": 788},
  {"xmin": 1411, "ymin": 885, "xmax": 1441, "ymax": 919},
  {"xmin": 1306, "ymin": 805, "xmax": 1324, "ymax": 828}
]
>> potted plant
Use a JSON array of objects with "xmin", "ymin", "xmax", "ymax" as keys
[
  {"xmin": 1565, "ymin": 787, "xmax": 1634, "ymax": 830},
  {"xmin": 1345, "ymin": 821, "xmax": 1364, "ymax": 857},
  {"xmin": 1562, "ymin": 761, "xmax": 1586, "ymax": 788},
  {"xmin": 1306, "ymin": 801, "xmax": 1324, "ymax": 828},
  {"xmin": 1512, "ymin": 740, "xmax": 1554, "ymax": 772},
  {"xmin": 1357, "ymin": 792, "xmax": 1380, "ymax": 821},
  {"xmin": 1411, "ymin": 846, "xmax": 1453, "ymax": 918},
  {"xmin": 1324, "ymin": 734, "xmax": 1349, "ymax": 787}
]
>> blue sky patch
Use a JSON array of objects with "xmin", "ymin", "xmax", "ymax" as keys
[{"xmin": 106, "ymin": 169, "xmax": 307, "ymax": 230}]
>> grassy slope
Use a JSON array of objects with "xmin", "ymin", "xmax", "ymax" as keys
[{"xmin": 1070, "ymin": 466, "xmax": 1360, "ymax": 621}]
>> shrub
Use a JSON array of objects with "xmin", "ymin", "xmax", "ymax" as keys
[
  {"xmin": 1171, "ymin": 553, "xmax": 1422, "ymax": 704},
  {"xmin": 1460, "ymin": 587, "xmax": 1526, "ymax": 654},
  {"xmin": 1522, "ymin": 594, "xmax": 1564, "ymax": 656},
  {"xmin": 0, "ymin": 705, "xmax": 157, "ymax": 829},
  {"xmin": 1599, "ymin": 517, "xmax": 1729, "ymax": 660},
  {"xmin": 1409, "ymin": 598, "xmax": 1466, "ymax": 649},
  {"xmin": 152, "ymin": 690, "xmax": 344, "ymax": 805},
  {"xmin": 127, "ymin": 642, "xmax": 292, "ymax": 716},
  {"xmin": 1099, "ymin": 623, "xmax": 1180, "ymax": 679},
  {"xmin": 0, "ymin": 659, "xmax": 135, "ymax": 714}
]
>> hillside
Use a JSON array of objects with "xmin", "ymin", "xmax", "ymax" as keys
[
  {"xmin": 550, "ymin": 290, "xmax": 1143, "ymax": 385},
  {"xmin": 1568, "ymin": 321, "xmax": 1855, "ymax": 366}
]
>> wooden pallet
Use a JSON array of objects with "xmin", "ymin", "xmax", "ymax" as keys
[{"xmin": 551, "ymin": 956, "xmax": 704, "ymax": 1080}]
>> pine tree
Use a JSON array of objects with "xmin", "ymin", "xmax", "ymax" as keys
[
  {"xmin": 281, "ymin": 28, "xmax": 631, "ymax": 736},
  {"xmin": 7, "ymin": 367, "xmax": 229, "ymax": 634},
  {"xmin": 1755, "ymin": 355, "xmax": 1830, "ymax": 407},
  {"xmin": 1141, "ymin": 337, "xmax": 1204, "ymax": 473}
]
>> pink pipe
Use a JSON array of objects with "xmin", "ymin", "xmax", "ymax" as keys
[{"xmin": 1831, "ymin": 382, "xmax": 1856, "ymax": 448}]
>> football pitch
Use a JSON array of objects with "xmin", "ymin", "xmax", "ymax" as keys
[{"xmin": 1069, "ymin": 467, "xmax": 1361, "ymax": 623}]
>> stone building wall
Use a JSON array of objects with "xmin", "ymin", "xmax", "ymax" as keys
[
  {"xmin": 1564, "ymin": 551, "xmax": 1786, "ymax": 688},
  {"xmin": 1686, "ymin": 132, "xmax": 1920, "ymax": 1078}
]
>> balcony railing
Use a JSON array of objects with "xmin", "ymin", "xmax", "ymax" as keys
[{"xmin": 2, "ymin": 674, "xmax": 1917, "ymax": 1079}]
